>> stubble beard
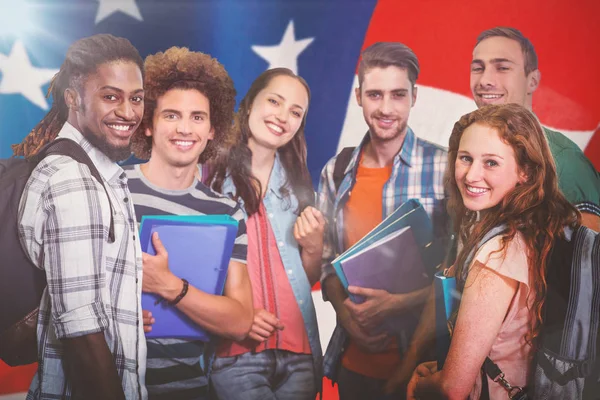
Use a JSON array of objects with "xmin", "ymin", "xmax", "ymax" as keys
[
  {"xmin": 80, "ymin": 126, "xmax": 133, "ymax": 162},
  {"xmin": 78, "ymin": 105, "xmax": 133, "ymax": 162},
  {"xmin": 367, "ymin": 118, "xmax": 408, "ymax": 145}
]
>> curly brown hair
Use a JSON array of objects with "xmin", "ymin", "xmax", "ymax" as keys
[{"xmin": 131, "ymin": 47, "xmax": 236, "ymax": 163}]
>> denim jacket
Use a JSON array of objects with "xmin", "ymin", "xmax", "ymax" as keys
[{"xmin": 222, "ymin": 154, "xmax": 324, "ymax": 391}]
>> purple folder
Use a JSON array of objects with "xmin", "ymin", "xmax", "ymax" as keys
[{"xmin": 341, "ymin": 226, "xmax": 430, "ymax": 335}]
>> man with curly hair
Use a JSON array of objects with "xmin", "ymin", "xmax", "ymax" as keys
[{"xmin": 124, "ymin": 47, "xmax": 253, "ymax": 399}]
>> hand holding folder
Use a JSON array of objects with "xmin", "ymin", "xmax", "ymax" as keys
[
  {"xmin": 140, "ymin": 215, "xmax": 238, "ymax": 341},
  {"xmin": 331, "ymin": 199, "xmax": 444, "ymax": 340},
  {"xmin": 332, "ymin": 199, "xmax": 443, "ymax": 302}
]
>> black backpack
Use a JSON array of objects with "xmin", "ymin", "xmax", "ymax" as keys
[
  {"xmin": 0, "ymin": 138, "xmax": 115, "ymax": 366},
  {"xmin": 466, "ymin": 225, "xmax": 600, "ymax": 399}
]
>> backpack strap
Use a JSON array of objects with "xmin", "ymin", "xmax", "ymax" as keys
[
  {"xmin": 459, "ymin": 224, "xmax": 508, "ymax": 285},
  {"xmin": 36, "ymin": 138, "xmax": 116, "ymax": 243},
  {"xmin": 482, "ymin": 357, "xmax": 527, "ymax": 399},
  {"xmin": 332, "ymin": 147, "xmax": 355, "ymax": 192}
]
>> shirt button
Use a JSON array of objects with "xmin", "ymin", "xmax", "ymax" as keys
[
  {"xmin": 278, "ymin": 241, "xmax": 284, "ymax": 247},
  {"xmin": 124, "ymin": 197, "xmax": 129, "ymax": 203},
  {"xmin": 133, "ymin": 236, "xmax": 136, "ymax": 241},
  {"xmin": 287, "ymin": 269, "xmax": 293, "ymax": 275},
  {"xmin": 298, "ymin": 300, "xmax": 304, "ymax": 305},
  {"xmin": 269, "ymin": 213, "xmax": 274, "ymax": 218}
]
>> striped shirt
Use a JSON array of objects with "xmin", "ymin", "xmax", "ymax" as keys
[
  {"xmin": 317, "ymin": 128, "xmax": 449, "ymax": 381},
  {"xmin": 124, "ymin": 163, "xmax": 248, "ymax": 399},
  {"xmin": 18, "ymin": 123, "xmax": 147, "ymax": 399}
]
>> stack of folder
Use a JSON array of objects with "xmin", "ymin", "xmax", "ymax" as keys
[
  {"xmin": 139, "ymin": 215, "xmax": 239, "ymax": 341},
  {"xmin": 332, "ymin": 199, "xmax": 444, "ymax": 337}
]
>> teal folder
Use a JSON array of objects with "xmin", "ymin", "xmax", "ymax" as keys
[{"xmin": 434, "ymin": 271, "xmax": 459, "ymax": 369}]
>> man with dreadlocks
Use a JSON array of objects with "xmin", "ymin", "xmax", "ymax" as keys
[
  {"xmin": 125, "ymin": 46, "xmax": 253, "ymax": 399},
  {"xmin": 16, "ymin": 34, "xmax": 148, "ymax": 399}
]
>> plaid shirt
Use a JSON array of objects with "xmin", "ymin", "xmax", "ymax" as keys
[
  {"xmin": 317, "ymin": 128, "xmax": 449, "ymax": 381},
  {"xmin": 19, "ymin": 123, "xmax": 147, "ymax": 399}
]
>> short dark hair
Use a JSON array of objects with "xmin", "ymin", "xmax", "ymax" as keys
[
  {"xmin": 357, "ymin": 42, "xmax": 420, "ymax": 88},
  {"xmin": 476, "ymin": 27, "xmax": 538, "ymax": 75},
  {"xmin": 130, "ymin": 47, "xmax": 236, "ymax": 164},
  {"xmin": 13, "ymin": 34, "xmax": 143, "ymax": 157}
]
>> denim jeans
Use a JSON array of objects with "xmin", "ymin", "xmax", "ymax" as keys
[
  {"xmin": 210, "ymin": 349, "xmax": 316, "ymax": 400},
  {"xmin": 337, "ymin": 366, "xmax": 406, "ymax": 400}
]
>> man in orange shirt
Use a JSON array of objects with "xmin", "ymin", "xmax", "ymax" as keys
[{"xmin": 317, "ymin": 42, "xmax": 449, "ymax": 399}]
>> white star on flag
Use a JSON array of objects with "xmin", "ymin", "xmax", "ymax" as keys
[
  {"xmin": 251, "ymin": 20, "xmax": 314, "ymax": 74},
  {"xmin": 95, "ymin": 0, "xmax": 143, "ymax": 24},
  {"xmin": 0, "ymin": 41, "xmax": 58, "ymax": 110}
]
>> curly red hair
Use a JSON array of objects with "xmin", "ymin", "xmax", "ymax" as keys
[{"xmin": 446, "ymin": 104, "xmax": 580, "ymax": 343}]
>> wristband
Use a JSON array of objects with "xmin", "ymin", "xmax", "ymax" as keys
[
  {"xmin": 169, "ymin": 278, "xmax": 189, "ymax": 306},
  {"xmin": 154, "ymin": 278, "xmax": 189, "ymax": 306}
]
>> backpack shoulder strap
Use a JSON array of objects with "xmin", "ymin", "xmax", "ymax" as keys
[
  {"xmin": 333, "ymin": 147, "xmax": 355, "ymax": 193},
  {"xmin": 38, "ymin": 139, "xmax": 116, "ymax": 242},
  {"xmin": 461, "ymin": 224, "xmax": 508, "ymax": 282}
]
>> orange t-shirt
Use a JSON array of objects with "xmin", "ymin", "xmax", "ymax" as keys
[{"xmin": 341, "ymin": 159, "xmax": 399, "ymax": 380}]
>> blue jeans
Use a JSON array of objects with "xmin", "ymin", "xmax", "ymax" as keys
[{"xmin": 210, "ymin": 349, "xmax": 316, "ymax": 400}]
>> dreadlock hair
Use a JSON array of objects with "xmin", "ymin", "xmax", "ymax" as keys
[
  {"xmin": 12, "ymin": 34, "xmax": 144, "ymax": 158},
  {"xmin": 130, "ymin": 46, "xmax": 236, "ymax": 164}
]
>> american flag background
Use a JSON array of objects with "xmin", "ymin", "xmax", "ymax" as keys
[{"xmin": 1, "ymin": 0, "xmax": 598, "ymax": 398}]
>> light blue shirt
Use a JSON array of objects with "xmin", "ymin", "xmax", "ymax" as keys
[{"xmin": 223, "ymin": 154, "xmax": 323, "ymax": 390}]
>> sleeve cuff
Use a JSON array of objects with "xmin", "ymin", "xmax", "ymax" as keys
[
  {"xmin": 53, "ymin": 301, "xmax": 109, "ymax": 339},
  {"xmin": 320, "ymin": 263, "xmax": 336, "ymax": 302},
  {"xmin": 575, "ymin": 202, "xmax": 600, "ymax": 217},
  {"xmin": 230, "ymin": 256, "xmax": 247, "ymax": 265}
]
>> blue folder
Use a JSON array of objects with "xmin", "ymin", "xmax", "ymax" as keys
[
  {"xmin": 140, "ymin": 215, "xmax": 238, "ymax": 341},
  {"xmin": 341, "ymin": 226, "xmax": 431, "ymax": 338},
  {"xmin": 332, "ymin": 199, "xmax": 443, "ymax": 303},
  {"xmin": 434, "ymin": 271, "xmax": 459, "ymax": 369}
]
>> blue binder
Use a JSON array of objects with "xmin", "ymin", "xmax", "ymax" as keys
[
  {"xmin": 140, "ymin": 215, "xmax": 238, "ymax": 341},
  {"xmin": 434, "ymin": 271, "xmax": 459, "ymax": 369}
]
